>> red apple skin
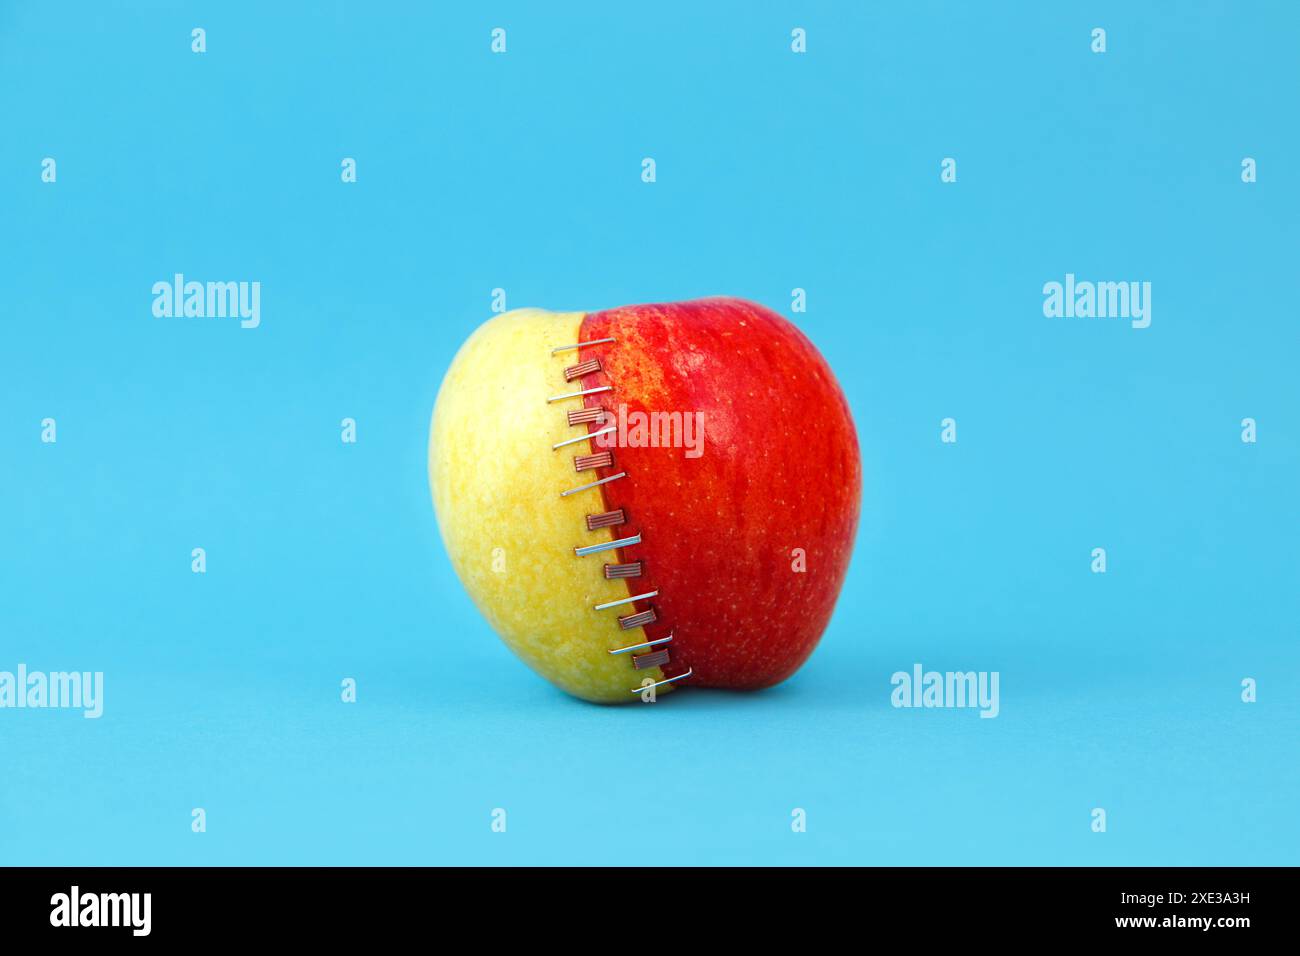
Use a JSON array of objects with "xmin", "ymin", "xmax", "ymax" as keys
[{"xmin": 577, "ymin": 297, "xmax": 861, "ymax": 690}]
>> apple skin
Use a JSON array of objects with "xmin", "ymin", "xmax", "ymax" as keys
[{"xmin": 577, "ymin": 298, "xmax": 861, "ymax": 690}]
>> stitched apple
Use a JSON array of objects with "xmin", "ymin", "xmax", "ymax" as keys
[{"xmin": 429, "ymin": 297, "xmax": 860, "ymax": 703}]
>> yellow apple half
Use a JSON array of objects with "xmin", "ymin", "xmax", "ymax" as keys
[{"xmin": 428, "ymin": 308, "xmax": 668, "ymax": 703}]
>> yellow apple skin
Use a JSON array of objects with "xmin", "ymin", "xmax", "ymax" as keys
[{"xmin": 428, "ymin": 308, "xmax": 666, "ymax": 703}]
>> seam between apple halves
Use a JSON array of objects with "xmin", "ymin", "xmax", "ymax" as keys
[{"xmin": 547, "ymin": 332, "xmax": 690, "ymax": 698}]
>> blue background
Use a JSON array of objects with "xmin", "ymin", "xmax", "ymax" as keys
[{"xmin": 2, "ymin": 1, "xmax": 1296, "ymax": 865}]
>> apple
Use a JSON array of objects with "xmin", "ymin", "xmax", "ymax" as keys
[{"xmin": 428, "ymin": 297, "xmax": 860, "ymax": 703}]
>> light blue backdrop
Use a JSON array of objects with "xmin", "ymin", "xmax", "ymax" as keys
[{"xmin": 2, "ymin": 1, "xmax": 1296, "ymax": 865}]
